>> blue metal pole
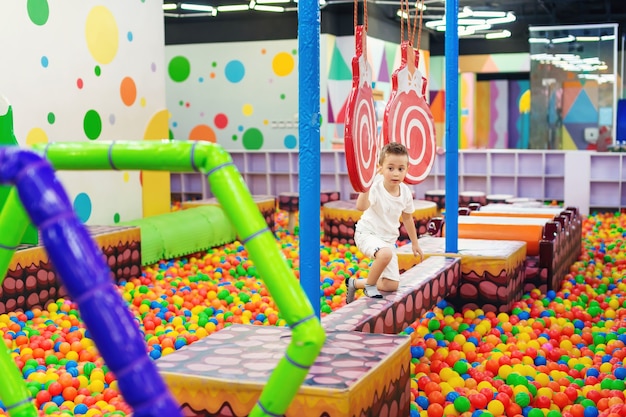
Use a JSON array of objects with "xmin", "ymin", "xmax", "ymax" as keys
[
  {"xmin": 444, "ymin": 0, "xmax": 459, "ymax": 253},
  {"xmin": 298, "ymin": 0, "xmax": 321, "ymax": 318}
]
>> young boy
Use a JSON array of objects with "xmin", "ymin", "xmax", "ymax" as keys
[{"xmin": 345, "ymin": 142, "xmax": 423, "ymax": 303}]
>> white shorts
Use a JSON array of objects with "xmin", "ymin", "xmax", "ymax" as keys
[{"xmin": 354, "ymin": 230, "xmax": 400, "ymax": 281}]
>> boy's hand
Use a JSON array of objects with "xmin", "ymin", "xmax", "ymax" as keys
[{"xmin": 412, "ymin": 241, "xmax": 423, "ymax": 260}]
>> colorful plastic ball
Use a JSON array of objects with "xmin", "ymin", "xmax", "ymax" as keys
[
  {"xmin": 427, "ymin": 403, "xmax": 444, "ymax": 417},
  {"xmin": 514, "ymin": 392, "xmax": 530, "ymax": 407},
  {"xmin": 454, "ymin": 396, "xmax": 471, "ymax": 413}
]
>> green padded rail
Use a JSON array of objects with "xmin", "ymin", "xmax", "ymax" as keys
[{"xmin": 120, "ymin": 206, "xmax": 236, "ymax": 265}]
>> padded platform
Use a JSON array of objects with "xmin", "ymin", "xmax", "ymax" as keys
[
  {"xmin": 459, "ymin": 191, "xmax": 487, "ymax": 207},
  {"xmin": 182, "ymin": 195, "xmax": 276, "ymax": 231},
  {"xmin": 469, "ymin": 206, "xmax": 581, "ymax": 293},
  {"xmin": 424, "ymin": 189, "xmax": 446, "ymax": 212},
  {"xmin": 477, "ymin": 204, "xmax": 565, "ymax": 216},
  {"xmin": 157, "ymin": 324, "xmax": 411, "ymax": 417},
  {"xmin": 121, "ymin": 206, "xmax": 236, "ymax": 265},
  {"xmin": 322, "ymin": 257, "xmax": 461, "ymax": 334},
  {"xmin": 397, "ymin": 236, "xmax": 527, "ymax": 313},
  {"xmin": 443, "ymin": 215, "xmax": 553, "ymax": 256},
  {"xmin": 2, "ymin": 226, "xmax": 141, "ymax": 314},
  {"xmin": 322, "ymin": 200, "xmax": 437, "ymax": 245}
]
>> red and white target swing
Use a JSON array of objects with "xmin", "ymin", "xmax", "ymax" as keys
[{"xmin": 344, "ymin": 0, "xmax": 436, "ymax": 192}]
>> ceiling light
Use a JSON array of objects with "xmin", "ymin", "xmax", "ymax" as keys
[
  {"xmin": 552, "ymin": 35, "xmax": 575, "ymax": 44},
  {"xmin": 468, "ymin": 9, "xmax": 506, "ymax": 18},
  {"xmin": 471, "ymin": 24, "xmax": 492, "ymax": 32},
  {"xmin": 529, "ymin": 38, "xmax": 550, "ymax": 44},
  {"xmin": 396, "ymin": 10, "xmax": 409, "ymax": 19},
  {"xmin": 576, "ymin": 36, "xmax": 600, "ymax": 42},
  {"xmin": 425, "ymin": 19, "xmax": 444, "ymax": 29},
  {"xmin": 257, "ymin": 0, "xmax": 290, "ymax": 3},
  {"xmin": 462, "ymin": 6, "xmax": 505, "ymax": 18},
  {"xmin": 217, "ymin": 4, "xmax": 249, "ymax": 11},
  {"xmin": 486, "ymin": 30, "xmax": 511, "ymax": 39},
  {"xmin": 180, "ymin": 3, "xmax": 215, "ymax": 12},
  {"xmin": 424, "ymin": 9, "xmax": 515, "ymax": 38},
  {"xmin": 254, "ymin": 4, "xmax": 284, "ymax": 12},
  {"xmin": 162, "ymin": 3, "xmax": 177, "ymax": 11},
  {"xmin": 601, "ymin": 34, "xmax": 616, "ymax": 41},
  {"xmin": 458, "ymin": 19, "xmax": 487, "ymax": 26},
  {"xmin": 486, "ymin": 13, "xmax": 516, "ymax": 25}
]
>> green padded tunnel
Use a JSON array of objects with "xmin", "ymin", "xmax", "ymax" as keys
[{"xmin": 121, "ymin": 206, "xmax": 237, "ymax": 265}]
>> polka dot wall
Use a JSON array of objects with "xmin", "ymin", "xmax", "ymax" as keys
[
  {"xmin": 166, "ymin": 40, "xmax": 307, "ymax": 150},
  {"xmin": 0, "ymin": 1, "xmax": 167, "ymax": 225}
]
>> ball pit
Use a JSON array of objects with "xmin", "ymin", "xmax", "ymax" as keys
[{"xmin": 1, "ymin": 210, "xmax": 626, "ymax": 417}]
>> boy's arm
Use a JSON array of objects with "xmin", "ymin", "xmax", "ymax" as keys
[
  {"xmin": 355, "ymin": 190, "xmax": 370, "ymax": 211},
  {"xmin": 401, "ymin": 212, "xmax": 423, "ymax": 259}
]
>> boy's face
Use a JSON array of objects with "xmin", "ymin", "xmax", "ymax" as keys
[{"xmin": 378, "ymin": 153, "xmax": 409, "ymax": 187}]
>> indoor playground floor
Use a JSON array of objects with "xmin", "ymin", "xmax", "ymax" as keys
[{"xmin": 1, "ymin": 211, "xmax": 626, "ymax": 417}]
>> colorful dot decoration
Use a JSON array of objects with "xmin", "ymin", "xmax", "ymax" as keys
[
  {"xmin": 170, "ymin": 50, "xmax": 300, "ymax": 150},
  {"xmin": 83, "ymin": 110, "xmax": 102, "ymax": 140},
  {"xmin": 242, "ymin": 127, "xmax": 263, "ymax": 150},
  {"xmin": 120, "ymin": 77, "xmax": 137, "ymax": 106},
  {"xmin": 72, "ymin": 192, "xmax": 92, "ymax": 223},
  {"xmin": 4, "ymin": 212, "xmax": 626, "ymax": 417},
  {"xmin": 224, "ymin": 60, "xmax": 245, "ymax": 83},
  {"xmin": 284, "ymin": 134, "xmax": 297, "ymax": 149},
  {"xmin": 27, "ymin": 0, "xmax": 50, "ymax": 26},
  {"xmin": 169, "ymin": 56, "xmax": 191, "ymax": 82},
  {"xmin": 85, "ymin": 6, "xmax": 119, "ymax": 65},
  {"xmin": 214, "ymin": 113, "xmax": 228, "ymax": 129},
  {"xmin": 272, "ymin": 52, "xmax": 295, "ymax": 77},
  {"xmin": 188, "ymin": 124, "xmax": 216, "ymax": 143}
]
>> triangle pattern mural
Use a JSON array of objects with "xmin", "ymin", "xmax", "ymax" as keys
[
  {"xmin": 324, "ymin": 35, "xmax": 337, "ymax": 74},
  {"xmin": 561, "ymin": 81, "xmax": 579, "ymax": 118},
  {"xmin": 335, "ymin": 97, "xmax": 348, "ymax": 124},
  {"xmin": 561, "ymin": 126, "xmax": 578, "ymax": 150},
  {"xmin": 492, "ymin": 53, "xmax": 531, "ymax": 72},
  {"xmin": 328, "ymin": 43, "xmax": 353, "ymax": 81},
  {"xmin": 564, "ymin": 89, "xmax": 598, "ymax": 124},
  {"xmin": 335, "ymin": 35, "xmax": 357, "ymax": 75},
  {"xmin": 367, "ymin": 37, "xmax": 384, "ymax": 82},
  {"xmin": 385, "ymin": 42, "xmax": 398, "ymax": 82},
  {"xmin": 481, "ymin": 56, "xmax": 499, "ymax": 72},
  {"xmin": 327, "ymin": 89, "xmax": 335, "ymax": 124},
  {"xmin": 378, "ymin": 51, "xmax": 390, "ymax": 83},
  {"xmin": 327, "ymin": 80, "xmax": 353, "ymax": 123}
]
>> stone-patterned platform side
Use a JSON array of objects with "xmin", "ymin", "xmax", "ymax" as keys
[
  {"xmin": 524, "ymin": 256, "xmax": 548, "ymax": 294},
  {"xmin": 424, "ymin": 190, "xmax": 445, "ymax": 212},
  {"xmin": 542, "ymin": 209, "xmax": 582, "ymax": 292},
  {"xmin": 456, "ymin": 257, "xmax": 526, "ymax": 314},
  {"xmin": 183, "ymin": 195, "xmax": 276, "ymax": 231},
  {"xmin": 2, "ymin": 226, "xmax": 141, "ymax": 314},
  {"xmin": 158, "ymin": 324, "xmax": 411, "ymax": 417},
  {"xmin": 427, "ymin": 209, "xmax": 583, "ymax": 296},
  {"xmin": 397, "ymin": 236, "xmax": 527, "ymax": 313},
  {"xmin": 322, "ymin": 257, "xmax": 460, "ymax": 334},
  {"xmin": 277, "ymin": 191, "xmax": 340, "ymax": 213},
  {"xmin": 323, "ymin": 200, "xmax": 437, "ymax": 245}
]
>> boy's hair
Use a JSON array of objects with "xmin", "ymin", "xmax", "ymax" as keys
[{"xmin": 378, "ymin": 142, "xmax": 408, "ymax": 165}]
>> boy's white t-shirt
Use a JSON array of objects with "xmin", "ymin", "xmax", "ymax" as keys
[{"xmin": 355, "ymin": 174, "xmax": 415, "ymax": 243}]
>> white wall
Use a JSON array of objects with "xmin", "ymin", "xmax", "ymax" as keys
[{"xmin": 0, "ymin": 1, "xmax": 166, "ymax": 224}]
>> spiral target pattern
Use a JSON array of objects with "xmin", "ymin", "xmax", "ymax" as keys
[
  {"xmin": 385, "ymin": 91, "xmax": 435, "ymax": 184},
  {"xmin": 345, "ymin": 84, "xmax": 377, "ymax": 192}
]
